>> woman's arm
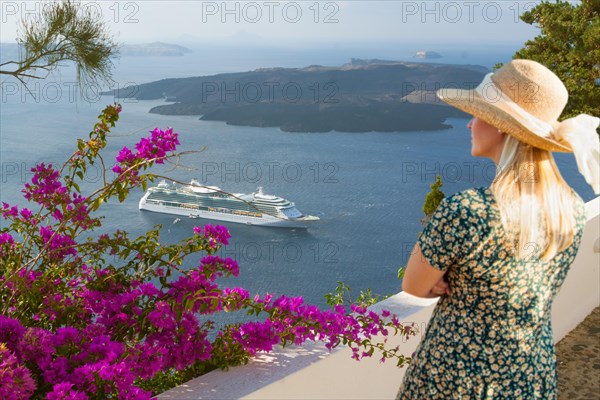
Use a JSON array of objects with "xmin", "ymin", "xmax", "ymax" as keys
[{"xmin": 402, "ymin": 242, "xmax": 451, "ymax": 298}]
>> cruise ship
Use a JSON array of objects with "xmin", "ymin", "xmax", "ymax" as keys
[{"xmin": 139, "ymin": 180, "xmax": 320, "ymax": 228}]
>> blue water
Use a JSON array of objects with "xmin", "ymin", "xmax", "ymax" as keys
[{"xmin": 1, "ymin": 45, "xmax": 595, "ymax": 308}]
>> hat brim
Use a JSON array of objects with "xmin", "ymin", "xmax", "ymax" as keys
[{"xmin": 436, "ymin": 88, "xmax": 572, "ymax": 153}]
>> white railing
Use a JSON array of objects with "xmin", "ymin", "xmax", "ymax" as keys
[{"xmin": 157, "ymin": 196, "xmax": 600, "ymax": 400}]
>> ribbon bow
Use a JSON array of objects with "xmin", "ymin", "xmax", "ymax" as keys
[{"xmin": 554, "ymin": 115, "xmax": 600, "ymax": 195}]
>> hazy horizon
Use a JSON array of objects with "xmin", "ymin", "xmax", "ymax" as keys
[{"xmin": 1, "ymin": 1, "xmax": 543, "ymax": 46}]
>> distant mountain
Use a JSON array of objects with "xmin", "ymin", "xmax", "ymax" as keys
[
  {"xmin": 120, "ymin": 42, "xmax": 192, "ymax": 57},
  {"xmin": 103, "ymin": 58, "xmax": 487, "ymax": 133},
  {"xmin": 1, "ymin": 41, "xmax": 192, "ymax": 59}
]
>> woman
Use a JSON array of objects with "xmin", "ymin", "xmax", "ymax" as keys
[{"xmin": 396, "ymin": 60, "xmax": 599, "ymax": 399}]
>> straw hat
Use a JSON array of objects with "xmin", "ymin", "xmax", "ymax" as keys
[{"xmin": 437, "ymin": 59, "xmax": 572, "ymax": 152}]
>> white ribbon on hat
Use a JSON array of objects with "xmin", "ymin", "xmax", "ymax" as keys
[
  {"xmin": 475, "ymin": 73, "xmax": 600, "ymax": 195},
  {"xmin": 556, "ymin": 115, "xmax": 600, "ymax": 195}
]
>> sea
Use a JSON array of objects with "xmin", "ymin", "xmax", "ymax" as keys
[{"xmin": 1, "ymin": 43, "xmax": 596, "ymax": 310}]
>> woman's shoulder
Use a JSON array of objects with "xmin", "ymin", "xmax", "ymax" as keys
[
  {"xmin": 432, "ymin": 187, "xmax": 495, "ymax": 226},
  {"xmin": 439, "ymin": 186, "xmax": 491, "ymax": 211}
]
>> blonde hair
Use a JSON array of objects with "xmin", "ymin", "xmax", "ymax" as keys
[{"xmin": 491, "ymin": 135, "xmax": 579, "ymax": 261}]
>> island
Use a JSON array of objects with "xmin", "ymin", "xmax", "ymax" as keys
[{"xmin": 102, "ymin": 59, "xmax": 488, "ymax": 133}]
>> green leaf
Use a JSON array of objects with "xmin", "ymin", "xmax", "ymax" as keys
[
  {"xmin": 71, "ymin": 181, "xmax": 81, "ymax": 193},
  {"xmin": 397, "ymin": 266, "xmax": 406, "ymax": 280}
]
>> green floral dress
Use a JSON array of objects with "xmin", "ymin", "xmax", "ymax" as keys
[{"xmin": 396, "ymin": 186, "xmax": 586, "ymax": 400}]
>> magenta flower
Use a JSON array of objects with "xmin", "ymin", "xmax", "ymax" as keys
[
  {"xmin": 135, "ymin": 127, "xmax": 179, "ymax": 163},
  {"xmin": 46, "ymin": 382, "xmax": 88, "ymax": 400},
  {"xmin": 194, "ymin": 224, "xmax": 231, "ymax": 248},
  {"xmin": 112, "ymin": 127, "xmax": 180, "ymax": 175},
  {"xmin": 22, "ymin": 164, "xmax": 70, "ymax": 209},
  {"xmin": 0, "ymin": 233, "xmax": 15, "ymax": 257},
  {"xmin": 0, "ymin": 344, "xmax": 36, "ymax": 400},
  {"xmin": 39, "ymin": 226, "xmax": 78, "ymax": 260},
  {"xmin": 199, "ymin": 255, "xmax": 239, "ymax": 278},
  {"xmin": 19, "ymin": 208, "xmax": 33, "ymax": 220},
  {"xmin": 1, "ymin": 203, "xmax": 19, "ymax": 218},
  {"xmin": 115, "ymin": 146, "xmax": 135, "ymax": 164},
  {"xmin": 0, "ymin": 316, "xmax": 25, "ymax": 355}
]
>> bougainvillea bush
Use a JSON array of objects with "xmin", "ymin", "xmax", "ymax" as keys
[{"xmin": 0, "ymin": 104, "xmax": 415, "ymax": 399}]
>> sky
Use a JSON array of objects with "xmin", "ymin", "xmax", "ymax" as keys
[{"xmin": 0, "ymin": 0, "xmax": 552, "ymax": 46}]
